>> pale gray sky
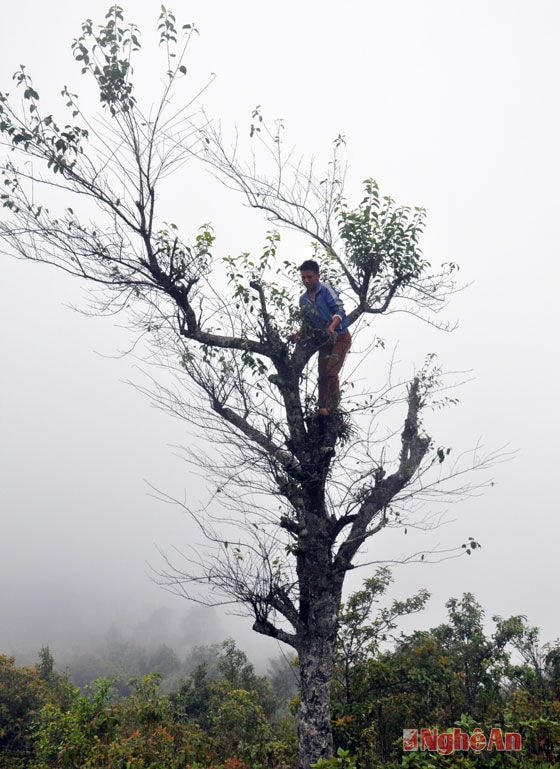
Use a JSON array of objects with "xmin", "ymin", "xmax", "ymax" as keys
[{"xmin": 0, "ymin": 0, "xmax": 558, "ymax": 664}]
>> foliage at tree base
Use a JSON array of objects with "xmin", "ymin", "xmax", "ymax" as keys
[{"xmin": 1, "ymin": 590, "xmax": 559, "ymax": 768}]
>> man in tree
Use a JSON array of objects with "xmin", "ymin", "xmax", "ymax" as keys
[
  {"xmin": 0, "ymin": 8, "xmax": 488, "ymax": 766},
  {"xmin": 296, "ymin": 259, "xmax": 352, "ymax": 416}
]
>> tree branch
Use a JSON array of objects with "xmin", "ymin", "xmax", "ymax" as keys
[
  {"xmin": 211, "ymin": 398, "xmax": 301, "ymax": 477},
  {"xmin": 333, "ymin": 377, "xmax": 431, "ymax": 572},
  {"xmin": 252, "ymin": 617, "xmax": 299, "ymax": 649}
]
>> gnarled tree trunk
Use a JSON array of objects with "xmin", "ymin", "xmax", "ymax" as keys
[
  {"xmin": 295, "ymin": 500, "xmax": 343, "ymax": 769},
  {"xmin": 298, "ymin": 633, "xmax": 337, "ymax": 768}
]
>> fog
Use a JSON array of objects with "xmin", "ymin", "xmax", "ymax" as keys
[{"xmin": 1, "ymin": 0, "xmax": 558, "ymax": 674}]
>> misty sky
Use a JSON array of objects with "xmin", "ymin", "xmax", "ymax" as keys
[{"xmin": 0, "ymin": 0, "xmax": 558, "ymax": 667}]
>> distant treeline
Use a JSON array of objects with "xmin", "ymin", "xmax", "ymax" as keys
[{"xmin": 1, "ymin": 578, "xmax": 559, "ymax": 768}]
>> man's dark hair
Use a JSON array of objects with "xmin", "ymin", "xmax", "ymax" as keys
[{"xmin": 299, "ymin": 259, "xmax": 320, "ymax": 273}]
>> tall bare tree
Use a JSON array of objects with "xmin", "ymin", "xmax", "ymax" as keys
[{"xmin": 0, "ymin": 7, "xmax": 495, "ymax": 766}]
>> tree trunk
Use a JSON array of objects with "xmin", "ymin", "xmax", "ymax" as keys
[
  {"xmin": 298, "ymin": 635, "xmax": 336, "ymax": 769},
  {"xmin": 294, "ymin": 491, "xmax": 342, "ymax": 769}
]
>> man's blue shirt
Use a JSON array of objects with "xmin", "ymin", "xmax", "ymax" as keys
[{"xmin": 299, "ymin": 281, "xmax": 349, "ymax": 335}]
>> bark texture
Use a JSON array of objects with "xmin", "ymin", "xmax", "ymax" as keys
[{"xmin": 298, "ymin": 636, "xmax": 337, "ymax": 768}]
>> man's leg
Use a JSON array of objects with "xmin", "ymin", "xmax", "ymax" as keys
[{"xmin": 318, "ymin": 331, "xmax": 352, "ymax": 413}]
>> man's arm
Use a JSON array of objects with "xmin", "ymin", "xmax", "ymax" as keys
[
  {"xmin": 327, "ymin": 316, "xmax": 341, "ymax": 334},
  {"xmin": 323, "ymin": 285, "xmax": 346, "ymax": 333}
]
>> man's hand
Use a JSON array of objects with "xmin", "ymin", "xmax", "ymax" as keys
[{"xmin": 327, "ymin": 317, "xmax": 341, "ymax": 335}]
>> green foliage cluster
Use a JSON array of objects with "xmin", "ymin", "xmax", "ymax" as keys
[
  {"xmin": 0, "ymin": 649, "xmax": 75, "ymax": 769},
  {"xmin": 0, "ymin": 639, "xmax": 298, "ymax": 769},
  {"xmin": 32, "ymin": 675, "xmax": 215, "ymax": 769},
  {"xmin": 337, "ymin": 179, "xmax": 428, "ymax": 295},
  {"xmin": 330, "ymin": 589, "xmax": 560, "ymax": 769}
]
